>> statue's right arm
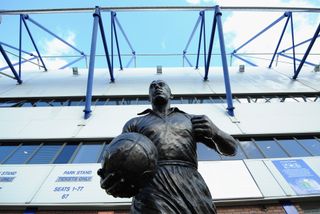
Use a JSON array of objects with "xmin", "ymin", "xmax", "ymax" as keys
[{"xmin": 122, "ymin": 117, "xmax": 138, "ymax": 133}]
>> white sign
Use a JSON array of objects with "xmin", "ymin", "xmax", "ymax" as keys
[
  {"xmin": 0, "ymin": 165, "xmax": 53, "ymax": 203},
  {"xmin": 31, "ymin": 164, "xmax": 131, "ymax": 204}
]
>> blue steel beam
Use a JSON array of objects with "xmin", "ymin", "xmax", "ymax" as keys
[
  {"xmin": 215, "ymin": 6, "xmax": 234, "ymax": 116},
  {"xmin": 114, "ymin": 15, "xmax": 135, "ymax": 53},
  {"xmin": 19, "ymin": 14, "xmax": 22, "ymax": 77},
  {"xmin": 98, "ymin": 8, "xmax": 114, "ymax": 82},
  {"xmin": 112, "ymin": 12, "xmax": 123, "ymax": 70},
  {"xmin": 183, "ymin": 15, "xmax": 202, "ymax": 54},
  {"xmin": 232, "ymin": 53, "xmax": 258, "ymax": 67},
  {"xmin": 0, "ymin": 56, "xmax": 37, "ymax": 72},
  {"xmin": 293, "ymin": 23, "xmax": 320, "ymax": 79},
  {"xmin": 24, "ymin": 15, "xmax": 84, "ymax": 56},
  {"xmin": 269, "ymin": 12, "xmax": 291, "ymax": 68},
  {"xmin": 84, "ymin": 7, "xmax": 100, "ymax": 119},
  {"xmin": 22, "ymin": 15, "xmax": 47, "ymax": 71},
  {"xmin": 290, "ymin": 13, "xmax": 296, "ymax": 73},
  {"xmin": 0, "ymin": 44, "xmax": 23, "ymax": 84},
  {"xmin": 234, "ymin": 13, "xmax": 287, "ymax": 53},
  {"xmin": 0, "ymin": 41, "xmax": 34, "ymax": 56},
  {"xmin": 196, "ymin": 11, "xmax": 204, "ymax": 69},
  {"xmin": 204, "ymin": 7, "xmax": 217, "ymax": 80},
  {"xmin": 59, "ymin": 55, "xmax": 85, "ymax": 69},
  {"xmin": 202, "ymin": 11, "xmax": 207, "ymax": 70},
  {"xmin": 278, "ymin": 53, "xmax": 315, "ymax": 66},
  {"xmin": 281, "ymin": 34, "xmax": 320, "ymax": 53},
  {"xmin": 184, "ymin": 55, "xmax": 193, "ymax": 67}
]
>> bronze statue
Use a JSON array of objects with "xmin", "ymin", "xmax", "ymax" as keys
[{"xmin": 98, "ymin": 80, "xmax": 237, "ymax": 214}]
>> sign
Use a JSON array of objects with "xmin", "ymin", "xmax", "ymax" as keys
[
  {"xmin": 0, "ymin": 165, "xmax": 52, "ymax": 203},
  {"xmin": 272, "ymin": 159, "xmax": 320, "ymax": 195},
  {"xmin": 31, "ymin": 164, "xmax": 130, "ymax": 204}
]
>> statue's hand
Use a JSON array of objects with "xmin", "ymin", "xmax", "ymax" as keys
[
  {"xmin": 97, "ymin": 168, "xmax": 127, "ymax": 197},
  {"xmin": 191, "ymin": 115, "xmax": 215, "ymax": 141}
]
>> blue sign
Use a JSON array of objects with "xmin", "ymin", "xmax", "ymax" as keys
[{"xmin": 273, "ymin": 159, "xmax": 320, "ymax": 195}]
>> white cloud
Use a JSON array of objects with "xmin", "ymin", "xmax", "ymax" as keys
[
  {"xmin": 186, "ymin": 0, "xmax": 201, "ymax": 4},
  {"xmin": 43, "ymin": 31, "xmax": 76, "ymax": 56},
  {"xmin": 209, "ymin": 0, "xmax": 320, "ymax": 67}
]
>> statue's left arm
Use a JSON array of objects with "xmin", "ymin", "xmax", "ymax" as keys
[{"xmin": 191, "ymin": 115, "xmax": 237, "ymax": 156}]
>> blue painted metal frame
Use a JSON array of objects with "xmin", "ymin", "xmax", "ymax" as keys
[
  {"xmin": 19, "ymin": 14, "xmax": 23, "ymax": 77},
  {"xmin": 233, "ymin": 13, "xmax": 287, "ymax": 54},
  {"xmin": 0, "ymin": 56, "xmax": 37, "ymax": 72},
  {"xmin": 21, "ymin": 15, "xmax": 48, "ymax": 71},
  {"xmin": 293, "ymin": 23, "xmax": 320, "ymax": 79},
  {"xmin": 269, "ymin": 12, "xmax": 291, "ymax": 68},
  {"xmin": 205, "ymin": 6, "xmax": 234, "ymax": 116},
  {"xmin": 59, "ymin": 55, "xmax": 86, "ymax": 70},
  {"xmin": 232, "ymin": 54, "xmax": 257, "ymax": 67},
  {"xmin": 0, "ymin": 43, "xmax": 23, "ymax": 84},
  {"xmin": 84, "ymin": 6, "xmax": 114, "ymax": 119},
  {"xmin": 111, "ymin": 12, "xmax": 123, "ymax": 70},
  {"xmin": 278, "ymin": 53, "xmax": 315, "ymax": 66},
  {"xmin": 84, "ymin": 7, "xmax": 100, "ymax": 119},
  {"xmin": 183, "ymin": 14, "xmax": 201, "ymax": 68}
]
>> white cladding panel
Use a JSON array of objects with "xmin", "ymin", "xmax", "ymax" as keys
[
  {"xmin": 1, "ymin": 102, "xmax": 320, "ymax": 139},
  {"xmin": 244, "ymin": 160, "xmax": 286, "ymax": 197},
  {"xmin": 0, "ymin": 165, "xmax": 53, "ymax": 203},
  {"xmin": 198, "ymin": 67, "xmax": 316, "ymax": 94},
  {"xmin": 1, "ymin": 66, "xmax": 319, "ymax": 98},
  {"xmin": 31, "ymin": 164, "xmax": 130, "ymax": 204},
  {"xmin": 198, "ymin": 161, "xmax": 262, "ymax": 200}
]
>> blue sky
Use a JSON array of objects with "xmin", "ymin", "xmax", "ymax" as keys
[{"xmin": 0, "ymin": 0, "xmax": 319, "ymax": 71}]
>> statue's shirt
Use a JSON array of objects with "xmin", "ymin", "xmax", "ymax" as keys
[{"xmin": 123, "ymin": 107, "xmax": 197, "ymax": 166}]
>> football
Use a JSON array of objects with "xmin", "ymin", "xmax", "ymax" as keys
[{"xmin": 98, "ymin": 132, "xmax": 158, "ymax": 198}]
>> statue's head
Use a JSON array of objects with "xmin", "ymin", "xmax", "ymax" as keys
[{"xmin": 149, "ymin": 80, "xmax": 172, "ymax": 105}]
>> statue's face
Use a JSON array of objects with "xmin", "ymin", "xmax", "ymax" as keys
[{"xmin": 149, "ymin": 80, "xmax": 171, "ymax": 105}]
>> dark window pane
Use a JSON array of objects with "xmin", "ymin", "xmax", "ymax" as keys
[
  {"xmin": 0, "ymin": 145, "xmax": 17, "ymax": 163},
  {"xmin": 277, "ymin": 140, "xmax": 310, "ymax": 157},
  {"xmin": 221, "ymin": 145, "xmax": 247, "ymax": 160},
  {"xmin": 255, "ymin": 140, "xmax": 288, "ymax": 158},
  {"xmin": 4, "ymin": 145, "xmax": 39, "ymax": 164},
  {"xmin": 197, "ymin": 143, "xmax": 221, "ymax": 161},
  {"xmin": 239, "ymin": 141, "xmax": 264, "ymax": 159},
  {"xmin": 72, "ymin": 144, "xmax": 103, "ymax": 163},
  {"xmin": 53, "ymin": 144, "xmax": 78, "ymax": 164},
  {"xmin": 298, "ymin": 139, "xmax": 320, "ymax": 156},
  {"xmin": 98, "ymin": 144, "xmax": 107, "ymax": 163},
  {"xmin": 28, "ymin": 145, "xmax": 61, "ymax": 164}
]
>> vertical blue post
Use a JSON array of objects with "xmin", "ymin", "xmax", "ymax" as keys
[
  {"xmin": 269, "ymin": 12, "xmax": 291, "ymax": 68},
  {"xmin": 216, "ymin": 6, "xmax": 234, "ymax": 116},
  {"xmin": 204, "ymin": 8, "xmax": 217, "ymax": 80},
  {"xmin": 293, "ymin": 23, "xmax": 320, "ymax": 79},
  {"xmin": 290, "ymin": 13, "xmax": 296, "ymax": 73},
  {"xmin": 98, "ymin": 7, "xmax": 114, "ymax": 82},
  {"xmin": 196, "ymin": 11, "xmax": 204, "ymax": 69},
  {"xmin": 0, "ymin": 44, "xmax": 23, "ymax": 84},
  {"xmin": 111, "ymin": 11, "xmax": 114, "ymax": 70},
  {"xmin": 84, "ymin": 7, "xmax": 100, "ymax": 119},
  {"xmin": 112, "ymin": 12, "xmax": 123, "ymax": 70},
  {"xmin": 203, "ymin": 11, "xmax": 207, "ymax": 69},
  {"xmin": 22, "ymin": 15, "xmax": 47, "ymax": 71},
  {"xmin": 19, "ymin": 14, "xmax": 22, "ymax": 78}
]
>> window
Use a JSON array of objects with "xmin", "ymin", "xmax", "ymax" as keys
[
  {"xmin": 255, "ymin": 140, "xmax": 288, "ymax": 158},
  {"xmin": 0, "ymin": 145, "xmax": 17, "ymax": 163},
  {"xmin": 53, "ymin": 144, "xmax": 78, "ymax": 164},
  {"xmin": 28, "ymin": 144, "xmax": 61, "ymax": 164},
  {"xmin": 197, "ymin": 143, "xmax": 221, "ymax": 161},
  {"xmin": 277, "ymin": 139, "xmax": 310, "ymax": 157},
  {"xmin": 4, "ymin": 145, "xmax": 39, "ymax": 164},
  {"xmin": 72, "ymin": 144, "xmax": 103, "ymax": 163},
  {"xmin": 238, "ymin": 141, "xmax": 264, "ymax": 159},
  {"xmin": 297, "ymin": 139, "xmax": 320, "ymax": 156},
  {"xmin": 221, "ymin": 144, "xmax": 247, "ymax": 160}
]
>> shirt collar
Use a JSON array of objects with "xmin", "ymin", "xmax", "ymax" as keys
[{"xmin": 137, "ymin": 107, "xmax": 186, "ymax": 116}]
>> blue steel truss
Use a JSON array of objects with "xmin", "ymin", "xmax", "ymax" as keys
[{"xmin": 0, "ymin": 6, "xmax": 319, "ymax": 119}]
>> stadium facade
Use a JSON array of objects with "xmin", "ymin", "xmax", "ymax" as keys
[{"xmin": 0, "ymin": 6, "xmax": 320, "ymax": 214}]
